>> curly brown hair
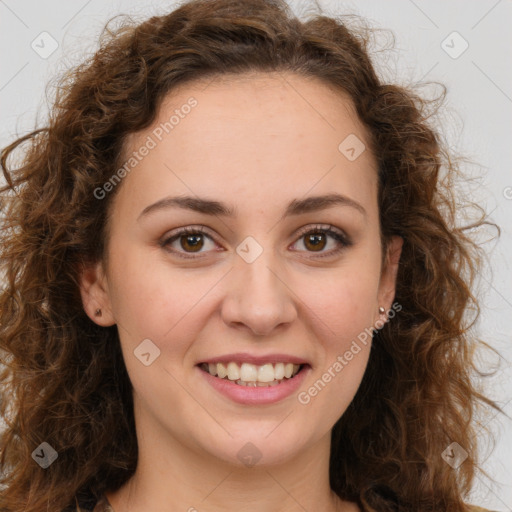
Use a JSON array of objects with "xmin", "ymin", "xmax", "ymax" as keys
[{"xmin": 0, "ymin": 0, "xmax": 503, "ymax": 511}]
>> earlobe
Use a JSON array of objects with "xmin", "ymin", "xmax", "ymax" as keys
[{"xmin": 78, "ymin": 261, "xmax": 116, "ymax": 327}]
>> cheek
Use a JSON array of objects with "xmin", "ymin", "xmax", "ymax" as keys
[
  {"xmin": 106, "ymin": 242, "xmax": 214, "ymax": 347},
  {"xmin": 298, "ymin": 261, "xmax": 380, "ymax": 342},
  {"xmin": 296, "ymin": 274, "xmax": 375, "ymax": 424},
  {"xmin": 106, "ymin": 252, "xmax": 213, "ymax": 404}
]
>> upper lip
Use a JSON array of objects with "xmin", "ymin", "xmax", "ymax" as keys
[{"xmin": 197, "ymin": 352, "xmax": 311, "ymax": 366}]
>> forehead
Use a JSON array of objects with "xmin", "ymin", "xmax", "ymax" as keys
[{"xmin": 117, "ymin": 72, "xmax": 378, "ymax": 217}]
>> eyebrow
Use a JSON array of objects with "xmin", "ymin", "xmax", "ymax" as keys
[{"xmin": 137, "ymin": 193, "xmax": 367, "ymax": 220}]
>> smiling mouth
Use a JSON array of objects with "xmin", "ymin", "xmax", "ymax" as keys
[{"xmin": 198, "ymin": 362, "xmax": 307, "ymax": 387}]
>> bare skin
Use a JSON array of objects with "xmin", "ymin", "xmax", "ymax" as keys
[{"xmin": 80, "ymin": 72, "xmax": 402, "ymax": 512}]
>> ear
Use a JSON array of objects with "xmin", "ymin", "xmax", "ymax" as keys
[
  {"xmin": 376, "ymin": 235, "xmax": 403, "ymax": 321},
  {"xmin": 78, "ymin": 261, "xmax": 116, "ymax": 327}
]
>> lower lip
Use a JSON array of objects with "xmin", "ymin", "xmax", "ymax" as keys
[{"xmin": 197, "ymin": 365, "xmax": 311, "ymax": 405}]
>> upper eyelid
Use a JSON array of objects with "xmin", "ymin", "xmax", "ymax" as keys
[{"xmin": 294, "ymin": 223, "xmax": 346, "ymax": 238}]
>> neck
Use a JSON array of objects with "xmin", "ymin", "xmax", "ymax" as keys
[{"xmin": 105, "ymin": 399, "xmax": 357, "ymax": 511}]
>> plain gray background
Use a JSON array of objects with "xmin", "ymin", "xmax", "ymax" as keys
[{"xmin": 1, "ymin": 0, "xmax": 511, "ymax": 510}]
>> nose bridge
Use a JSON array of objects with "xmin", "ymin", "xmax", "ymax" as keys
[{"xmin": 221, "ymin": 237, "xmax": 296, "ymax": 335}]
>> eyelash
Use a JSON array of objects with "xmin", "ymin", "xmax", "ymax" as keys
[{"xmin": 160, "ymin": 224, "xmax": 352, "ymax": 260}]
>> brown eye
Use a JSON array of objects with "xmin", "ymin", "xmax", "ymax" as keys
[
  {"xmin": 179, "ymin": 233, "xmax": 204, "ymax": 252},
  {"xmin": 161, "ymin": 226, "xmax": 218, "ymax": 258},
  {"xmin": 303, "ymin": 232, "xmax": 327, "ymax": 252},
  {"xmin": 291, "ymin": 225, "xmax": 352, "ymax": 258}
]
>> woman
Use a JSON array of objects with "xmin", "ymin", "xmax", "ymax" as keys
[{"xmin": 0, "ymin": 0, "xmax": 502, "ymax": 511}]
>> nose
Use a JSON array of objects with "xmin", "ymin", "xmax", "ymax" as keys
[{"xmin": 220, "ymin": 255, "xmax": 297, "ymax": 337}]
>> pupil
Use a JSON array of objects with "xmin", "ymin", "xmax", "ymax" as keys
[
  {"xmin": 182, "ymin": 234, "xmax": 203, "ymax": 252},
  {"xmin": 306, "ymin": 233, "xmax": 325, "ymax": 251}
]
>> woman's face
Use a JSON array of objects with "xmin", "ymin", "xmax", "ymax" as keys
[{"xmin": 81, "ymin": 72, "xmax": 401, "ymax": 468}]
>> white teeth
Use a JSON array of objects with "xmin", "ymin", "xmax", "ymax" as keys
[
  {"xmin": 202, "ymin": 361, "xmax": 302, "ymax": 385},
  {"xmin": 257, "ymin": 363, "xmax": 275, "ymax": 383},
  {"xmin": 240, "ymin": 363, "xmax": 258, "ymax": 382},
  {"xmin": 235, "ymin": 379, "xmax": 280, "ymax": 387},
  {"xmin": 227, "ymin": 362, "xmax": 240, "ymax": 381},
  {"xmin": 217, "ymin": 362, "xmax": 227, "ymax": 379},
  {"xmin": 274, "ymin": 362, "xmax": 285, "ymax": 380}
]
